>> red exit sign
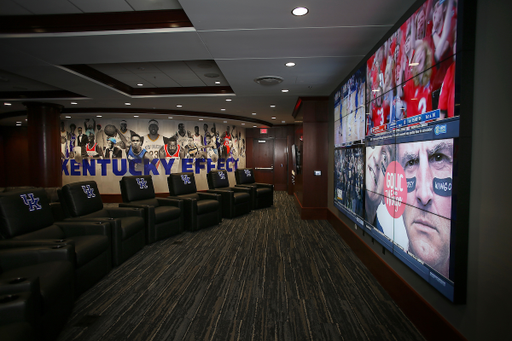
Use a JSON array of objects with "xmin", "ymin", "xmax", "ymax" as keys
[{"xmin": 260, "ymin": 128, "xmax": 268, "ymax": 134}]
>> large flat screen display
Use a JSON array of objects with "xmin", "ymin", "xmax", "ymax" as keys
[
  {"xmin": 334, "ymin": 68, "xmax": 366, "ymax": 147},
  {"xmin": 333, "ymin": 0, "xmax": 463, "ymax": 302}
]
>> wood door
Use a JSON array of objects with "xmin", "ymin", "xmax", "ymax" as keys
[
  {"xmin": 252, "ymin": 138, "xmax": 274, "ymax": 184},
  {"xmin": 274, "ymin": 138, "xmax": 288, "ymax": 191}
]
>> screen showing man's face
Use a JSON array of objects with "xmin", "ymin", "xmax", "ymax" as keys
[{"xmin": 398, "ymin": 139, "xmax": 453, "ymax": 276}]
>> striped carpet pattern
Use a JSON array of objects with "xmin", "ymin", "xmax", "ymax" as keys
[{"xmin": 57, "ymin": 192, "xmax": 424, "ymax": 341}]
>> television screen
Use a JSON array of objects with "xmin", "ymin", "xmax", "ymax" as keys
[
  {"xmin": 334, "ymin": 147, "xmax": 365, "ymax": 225},
  {"xmin": 333, "ymin": 0, "xmax": 463, "ymax": 302},
  {"xmin": 334, "ymin": 68, "xmax": 366, "ymax": 147},
  {"xmin": 366, "ymin": 0, "xmax": 458, "ymax": 136}
]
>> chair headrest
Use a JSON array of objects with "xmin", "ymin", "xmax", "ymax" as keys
[
  {"xmin": 207, "ymin": 170, "xmax": 230, "ymax": 189},
  {"xmin": 0, "ymin": 188, "xmax": 54, "ymax": 238},
  {"xmin": 120, "ymin": 175, "xmax": 156, "ymax": 203},
  {"xmin": 235, "ymin": 168, "xmax": 255, "ymax": 185},
  {"xmin": 59, "ymin": 181, "xmax": 103, "ymax": 217},
  {"xmin": 167, "ymin": 173, "xmax": 197, "ymax": 196}
]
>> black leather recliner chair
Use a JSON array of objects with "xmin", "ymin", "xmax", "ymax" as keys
[
  {"xmin": 0, "ymin": 188, "xmax": 111, "ymax": 297},
  {"xmin": 119, "ymin": 175, "xmax": 183, "ymax": 244},
  {"xmin": 207, "ymin": 170, "xmax": 252, "ymax": 218},
  {"xmin": 0, "ymin": 244, "xmax": 75, "ymax": 341},
  {"xmin": 167, "ymin": 173, "xmax": 222, "ymax": 231},
  {"xmin": 234, "ymin": 168, "xmax": 274, "ymax": 209},
  {"xmin": 58, "ymin": 181, "xmax": 146, "ymax": 267}
]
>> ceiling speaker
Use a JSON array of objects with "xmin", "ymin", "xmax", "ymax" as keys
[{"xmin": 254, "ymin": 76, "xmax": 284, "ymax": 86}]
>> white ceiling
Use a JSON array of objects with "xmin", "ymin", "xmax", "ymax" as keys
[{"xmin": 0, "ymin": 0, "xmax": 417, "ymax": 127}]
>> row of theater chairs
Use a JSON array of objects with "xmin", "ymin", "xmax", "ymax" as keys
[{"xmin": 0, "ymin": 168, "xmax": 273, "ymax": 340}]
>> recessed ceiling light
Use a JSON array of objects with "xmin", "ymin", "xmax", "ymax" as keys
[
  {"xmin": 96, "ymin": 115, "xmax": 102, "ymax": 118},
  {"xmin": 168, "ymin": 116, "xmax": 173, "ymax": 119},
  {"xmin": 271, "ymin": 116, "xmax": 276, "ymax": 120},
  {"xmin": 199, "ymin": 118, "xmax": 203, "ymax": 121},
  {"xmin": 125, "ymin": 102, "xmax": 131, "ymax": 106},
  {"xmin": 137, "ymin": 83, "xmax": 144, "ymax": 87},
  {"xmin": 65, "ymin": 116, "xmax": 71, "ymax": 119},
  {"xmin": 253, "ymin": 125, "xmax": 257, "ymax": 128},
  {"xmin": 71, "ymin": 102, "xmax": 77, "ymax": 105},
  {"xmin": 285, "ymin": 62, "xmax": 296, "ymax": 67},
  {"xmin": 16, "ymin": 121, "xmax": 21, "ymax": 124},
  {"xmin": 292, "ymin": 7, "xmax": 309, "ymax": 16},
  {"xmin": 221, "ymin": 108, "xmax": 226, "ymax": 111},
  {"xmin": 282, "ymin": 121, "xmax": 286, "ymax": 123},
  {"xmin": 215, "ymin": 81, "xmax": 221, "ymax": 85},
  {"xmin": 270, "ymin": 104, "xmax": 276, "ymax": 108},
  {"xmin": 282, "ymin": 89, "xmax": 289, "ymax": 93},
  {"xmin": 226, "ymin": 99, "xmax": 232, "ymax": 102},
  {"xmin": 252, "ymin": 112, "xmax": 256, "ymax": 115},
  {"xmin": 134, "ymin": 115, "xmax": 139, "ymax": 118},
  {"xmin": 176, "ymin": 104, "xmax": 182, "ymax": 108},
  {"xmin": 4, "ymin": 102, "xmax": 12, "ymax": 106},
  {"xmin": 241, "ymin": 123, "xmax": 245, "ymax": 125}
]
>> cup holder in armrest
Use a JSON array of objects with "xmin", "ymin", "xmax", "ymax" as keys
[
  {"xmin": 8, "ymin": 277, "xmax": 27, "ymax": 285},
  {"xmin": 0, "ymin": 277, "xmax": 40, "ymax": 296},
  {"xmin": 0, "ymin": 294, "xmax": 20, "ymax": 303},
  {"xmin": 52, "ymin": 245, "xmax": 64, "ymax": 249}
]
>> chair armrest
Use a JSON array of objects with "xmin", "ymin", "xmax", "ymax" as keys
[
  {"xmin": 0, "ymin": 245, "xmax": 75, "ymax": 271},
  {"xmin": 230, "ymin": 186, "xmax": 252, "ymax": 193},
  {"xmin": 197, "ymin": 192, "xmax": 221, "ymax": 201},
  {"xmin": 56, "ymin": 221, "xmax": 111, "ymax": 237},
  {"xmin": 156, "ymin": 198, "xmax": 183, "ymax": 210},
  {"xmin": 0, "ymin": 240, "xmax": 73, "ymax": 249},
  {"xmin": 0, "ymin": 291, "xmax": 41, "ymax": 327},
  {"xmin": 255, "ymin": 183, "xmax": 274, "ymax": 190},
  {"xmin": 0, "ymin": 277, "xmax": 40, "ymax": 297},
  {"xmin": 104, "ymin": 207, "xmax": 145, "ymax": 219}
]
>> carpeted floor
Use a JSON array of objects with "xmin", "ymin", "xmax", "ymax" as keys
[{"xmin": 57, "ymin": 192, "xmax": 425, "ymax": 341}]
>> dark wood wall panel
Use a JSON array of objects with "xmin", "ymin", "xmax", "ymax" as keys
[{"xmin": 0, "ymin": 127, "xmax": 30, "ymax": 187}]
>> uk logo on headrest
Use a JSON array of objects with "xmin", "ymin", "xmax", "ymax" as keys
[
  {"xmin": 82, "ymin": 185, "xmax": 96, "ymax": 198},
  {"xmin": 244, "ymin": 169, "xmax": 252, "ymax": 177},
  {"xmin": 20, "ymin": 193, "xmax": 42, "ymax": 212},
  {"xmin": 218, "ymin": 171, "xmax": 226, "ymax": 180},
  {"xmin": 181, "ymin": 174, "xmax": 191, "ymax": 185},
  {"xmin": 136, "ymin": 178, "xmax": 148, "ymax": 190}
]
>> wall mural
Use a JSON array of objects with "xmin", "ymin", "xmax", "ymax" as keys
[{"xmin": 60, "ymin": 118, "xmax": 246, "ymax": 193}]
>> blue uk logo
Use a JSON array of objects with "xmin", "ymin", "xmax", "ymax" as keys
[
  {"xmin": 181, "ymin": 175, "xmax": 191, "ymax": 185},
  {"xmin": 82, "ymin": 185, "xmax": 96, "ymax": 198},
  {"xmin": 244, "ymin": 170, "xmax": 251, "ymax": 177},
  {"xmin": 219, "ymin": 171, "xmax": 226, "ymax": 180},
  {"xmin": 20, "ymin": 193, "xmax": 42, "ymax": 212},
  {"xmin": 136, "ymin": 178, "xmax": 148, "ymax": 189}
]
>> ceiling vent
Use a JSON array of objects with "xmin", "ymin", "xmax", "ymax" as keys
[{"xmin": 254, "ymin": 76, "xmax": 283, "ymax": 86}]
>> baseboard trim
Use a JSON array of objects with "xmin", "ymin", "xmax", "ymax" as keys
[
  {"xmin": 293, "ymin": 192, "xmax": 328, "ymax": 219},
  {"xmin": 326, "ymin": 209, "xmax": 466, "ymax": 341}
]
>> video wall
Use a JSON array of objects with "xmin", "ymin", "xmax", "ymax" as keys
[
  {"xmin": 333, "ymin": 0, "xmax": 461, "ymax": 301},
  {"xmin": 60, "ymin": 118, "xmax": 246, "ymax": 193}
]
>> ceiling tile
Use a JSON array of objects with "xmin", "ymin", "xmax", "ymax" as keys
[
  {"xmin": 69, "ymin": 0, "xmax": 134, "ymax": 13},
  {"xmin": 12, "ymin": 0, "xmax": 82, "ymax": 14},
  {"xmin": 126, "ymin": 0, "xmax": 182, "ymax": 11}
]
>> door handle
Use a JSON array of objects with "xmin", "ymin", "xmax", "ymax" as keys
[{"xmin": 255, "ymin": 167, "xmax": 274, "ymax": 170}]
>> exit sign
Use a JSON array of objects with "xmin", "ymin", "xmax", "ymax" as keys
[{"xmin": 260, "ymin": 128, "xmax": 268, "ymax": 134}]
